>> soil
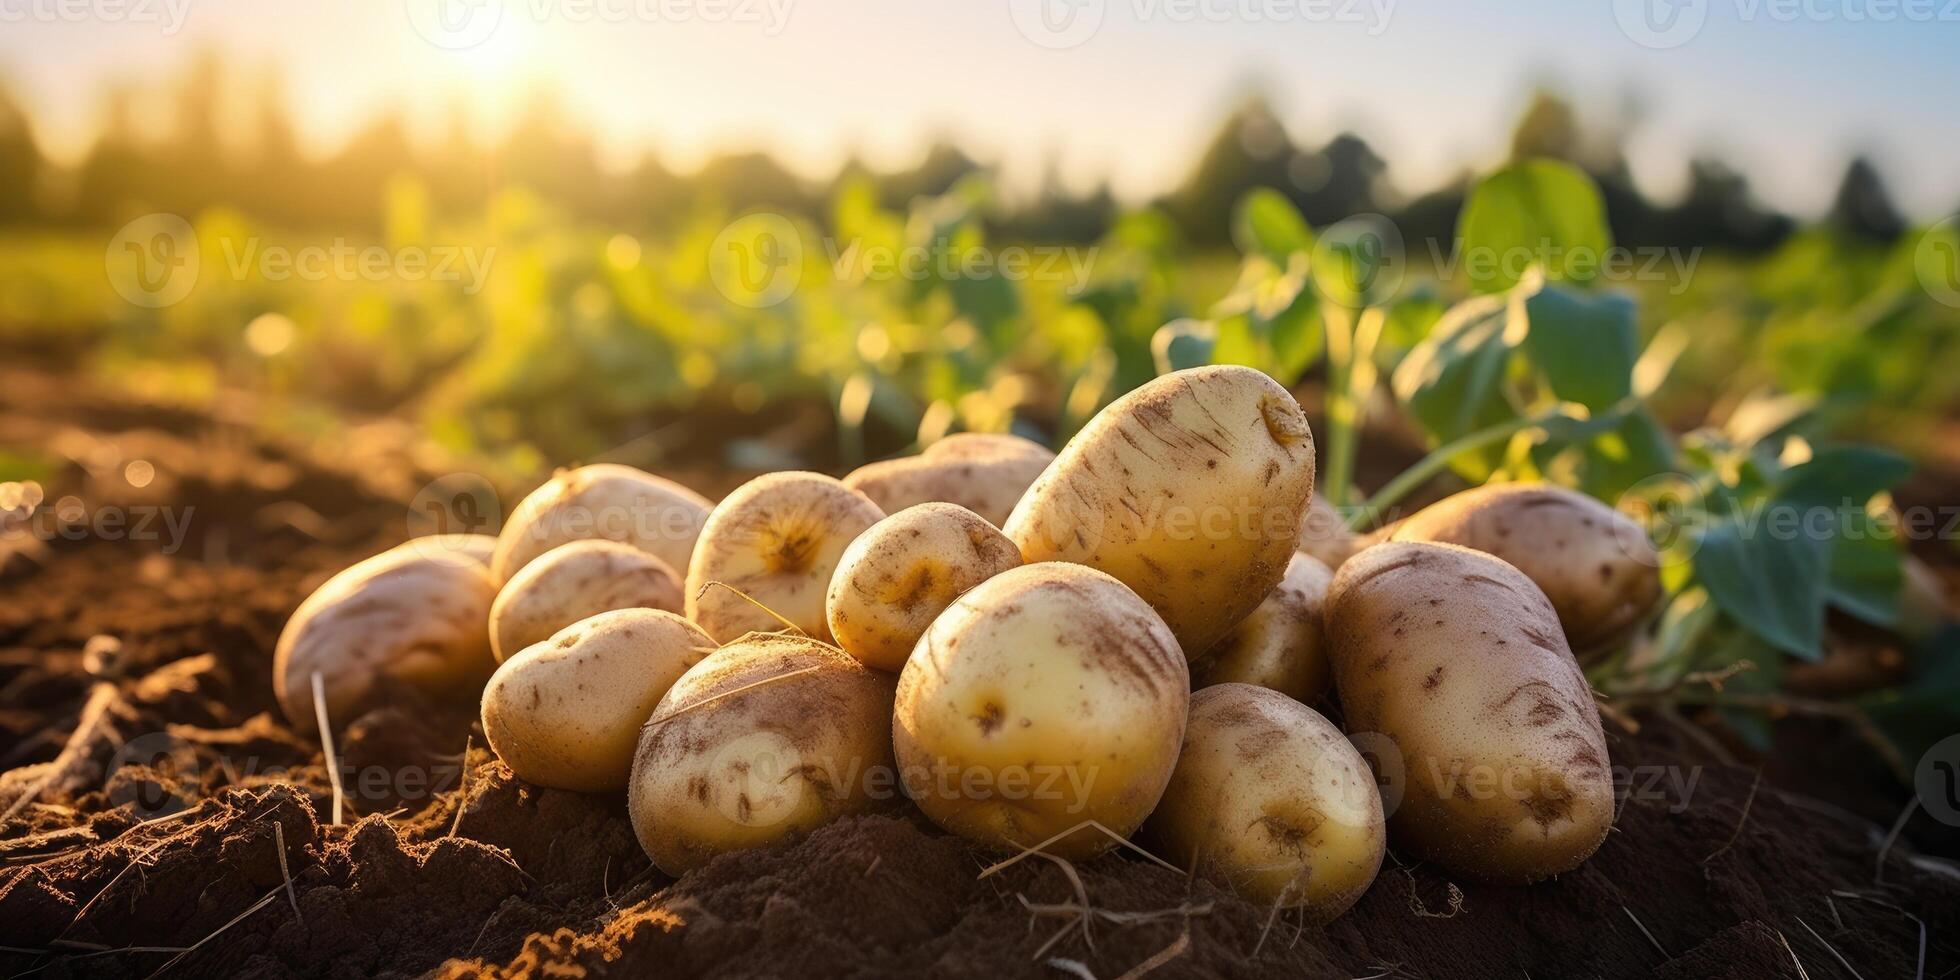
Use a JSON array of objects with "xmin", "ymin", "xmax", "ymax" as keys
[{"xmin": 2, "ymin": 372, "xmax": 1958, "ymax": 979}]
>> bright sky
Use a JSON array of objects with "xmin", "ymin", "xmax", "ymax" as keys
[{"xmin": 0, "ymin": 0, "xmax": 1955, "ymax": 217}]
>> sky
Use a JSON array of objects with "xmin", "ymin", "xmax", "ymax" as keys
[{"xmin": 0, "ymin": 0, "xmax": 1955, "ymax": 218}]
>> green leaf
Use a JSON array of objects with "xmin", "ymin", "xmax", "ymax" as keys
[
  {"xmin": 1519, "ymin": 285, "xmax": 1637, "ymax": 410},
  {"xmin": 1390, "ymin": 292, "xmax": 1519, "ymax": 445},
  {"xmin": 1693, "ymin": 509, "xmax": 1830, "ymax": 660},
  {"xmin": 1232, "ymin": 188, "xmax": 1314, "ymax": 262},
  {"xmin": 1457, "ymin": 159, "xmax": 1611, "ymax": 294},
  {"xmin": 1150, "ymin": 318, "xmax": 1217, "ymax": 375},
  {"xmin": 1826, "ymin": 518, "xmax": 1903, "ymax": 627},
  {"xmin": 1774, "ymin": 445, "xmax": 1912, "ymax": 510}
]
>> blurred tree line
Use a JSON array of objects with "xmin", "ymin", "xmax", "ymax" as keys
[{"xmin": 0, "ymin": 53, "xmax": 1920, "ymax": 251}]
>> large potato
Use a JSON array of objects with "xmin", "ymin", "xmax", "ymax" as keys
[
  {"xmin": 892, "ymin": 563, "xmax": 1188, "ymax": 859},
  {"xmin": 1297, "ymin": 495, "xmax": 1359, "ymax": 568},
  {"xmin": 492, "ymin": 463, "xmax": 712, "ymax": 585},
  {"xmin": 843, "ymin": 433, "xmax": 1055, "ymax": 528},
  {"xmin": 1385, "ymin": 483, "xmax": 1661, "ymax": 651},
  {"xmin": 488, "ymin": 540, "xmax": 684, "ymax": 662},
  {"xmin": 274, "ymin": 544, "xmax": 498, "ymax": 732},
  {"xmin": 482, "ymin": 609, "xmax": 713, "ymax": 792},
  {"xmin": 685, "ymin": 472, "xmax": 884, "ymax": 643},
  {"xmin": 1325, "ymin": 541, "xmax": 1613, "ymax": 883},
  {"xmin": 627, "ymin": 633, "xmax": 896, "ymax": 875},
  {"xmin": 825, "ymin": 503, "xmax": 1021, "ymax": 672},
  {"xmin": 1147, "ymin": 684, "xmax": 1384, "ymax": 920},
  {"xmin": 1005, "ymin": 366, "xmax": 1315, "ymax": 656},
  {"xmin": 1191, "ymin": 552, "xmax": 1333, "ymax": 704}
]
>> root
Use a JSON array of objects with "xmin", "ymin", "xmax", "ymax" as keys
[
  {"xmin": 0, "ymin": 682, "xmax": 120, "ymax": 826},
  {"xmin": 1700, "ymin": 767, "xmax": 1761, "ymax": 867},
  {"xmin": 309, "ymin": 673, "xmax": 345, "ymax": 825},
  {"xmin": 977, "ymin": 820, "xmax": 1182, "ymax": 880}
]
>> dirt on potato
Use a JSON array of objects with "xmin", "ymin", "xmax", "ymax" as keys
[{"xmin": 3, "ymin": 375, "xmax": 1960, "ymax": 979}]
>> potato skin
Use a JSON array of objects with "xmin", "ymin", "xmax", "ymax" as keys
[
  {"xmin": 482, "ymin": 609, "xmax": 713, "ymax": 792},
  {"xmin": 492, "ymin": 464, "xmax": 712, "ymax": 586},
  {"xmin": 685, "ymin": 472, "xmax": 885, "ymax": 643},
  {"xmin": 1147, "ymin": 684, "xmax": 1384, "ymax": 920},
  {"xmin": 274, "ymin": 545, "xmax": 498, "ymax": 732},
  {"xmin": 1386, "ymin": 483, "xmax": 1660, "ymax": 652},
  {"xmin": 1191, "ymin": 552, "xmax": 1334, "ymax": 704},
  {"xmin": 392, "ymin": 533, "xmax": 498, "ymax": 569},
  {"xmin": 1325, "ymin": 541, "xmax": 1613, "ymax": 883},
  {"xmin": 627, "ymin": 633, "xmax": 897, "ymax": 875},
  {"xmin": 1004, "ymin": 366, "xmax": 1316, "ymax": 656},
  {"xmin": 825, "ymin": 503, "xmax": 1021, "ymax": 672},
  {"xmin": 892, "ymin": 563, "xmax": 1189, "ymax": 859},
  {"xmin": 843, "ymin": 433, "xmax": 1055, "ymax": 528},
  {"xmin": 488, "ymin": 540, "xmax": 684, "ymax": 662}
]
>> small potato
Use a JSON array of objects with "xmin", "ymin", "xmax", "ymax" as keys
[
  {"xmin": 1385, "ymin": 483, "xmax": 1661, "ymax": 651},
  {"xmin": 1325, "ymin": 541, "xmax": 1613, "ymax": 883},
  {"xmin": 489, "ymin": 540, "xmax": 685, "ymax": 662},
  {"xmin": 825, "ymin": 503, "xmax": 1022, "ymax": 672},
  {"xmin": 1147, "ymin": 684, "xmax": 1384, "ymax": 920},
  {"xmin": 1296, "ymin": 495, "xmax": 1359, "ymax": 568},
  {"xmin": 685, "ymin": 472, "xmax": 884, "ymax": 643},
  {"xmin": 482, "ymin": 609, "xmax": 714, "ymax": 792},
  {"xmin": 492, "ymin": 463, "xmax": 712, "ymax": 585},
  {"xmin": 892, "ymin": 563, "xmax": 1189, "ymax": 859},
  {"xmin": 844, "ymin": 433, "xmax": 1055, "ymax": 528},
  {"xmin": 627, "ymin": 633, "xmax": 896, "ymax": 875},
  {"xmin": 1191, "ymin": 552, "xmax": 1333, "ymax": 704},
  {"xmin": 1005, "ymin": 365, "xmax": 1315, "ymax": 656},
  {"xmin": 274, "ymin": 544, "xmax": 498, "ymax": 732}
]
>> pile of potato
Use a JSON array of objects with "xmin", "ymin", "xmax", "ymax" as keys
[{"xmin": 274, "ymin": 365, "xmax": 1662, "ymax": 922}]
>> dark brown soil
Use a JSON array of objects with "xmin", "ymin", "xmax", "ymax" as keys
[{"xmin": 2, "ymin": 374, "xmax": 1958, "ymax": 979}]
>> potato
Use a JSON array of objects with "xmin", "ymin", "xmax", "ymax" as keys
[
  {"xmin": 627, "ymin": 633, "xmax": 896, "ymax": 875},
  {"xmin": 482, "ymin": 609, "xmax": 714, "ymax": 792},
  {"xmin": 488, "ymin": 540, "xmax": 685, "ymax": 662},
  {"xmin": 274, "ymin": 544, "xmax": 498, "ymax": 732},
  {"xmin": 1297, "ymin": 494, "xmax": 1359, "ymax": 568},
  {"xmin": 1384, "ymin": 483, "xmax": 1661, "ymax": 651},
  {"xmin": 392, "ymin": 533, "xmax": 498, "ymax": 569},
  {"xmin": 1147, "ymin": 684, "xmax": 1384, "ymax": 920},
  {"xmin": 1324, "ymin": 541, "xmax": 1613, "ymax": 883},
  {"xmin": 1191, "ymin": 552, "xmax": 1333, "ymax": 704},
  {"xmin": 825, "ymin": 503, "xmax": 1021, "ymax": 672},
  {"xmin": 843, "ymin": 433, "xmax": 1055, "ymax": 528},
  {"xmin": 685, "ymin": 471, "xmax": 884, "ymax": 643},
  {"xmin": 1005, "ymin": 365, "xmax": 1315, "ymax": 655},
  {"xmin": 492, "ymin": 463, "xmax": 712, "ymax": 585},
  {"xmin": 892, "ymin": 563, "xmax": 1188, "ymax": 859}
]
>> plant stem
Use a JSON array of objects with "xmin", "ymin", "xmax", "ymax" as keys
[
  {"xmin": 1351, "ymin": 407, "xmax": 1563, "ymax": 530},
  {"xmin": 1321, "ymin": 304, "xmax": 1384, "ymax": 509}
]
